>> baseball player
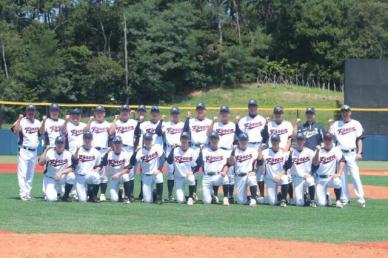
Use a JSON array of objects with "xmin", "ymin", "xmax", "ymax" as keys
[
  {"xmin": 329, "ymin": 105, "xmax": 366, "ymax": 208},
  {"xmin": 195, "ymin": 132, "xmax": 230, "ymax": 205},
  {"xmin": 100, "ymin": 136, "xmax": 132, "ymax": 203},
  {"xmin": 162, "ymin": 107, "xmax": 184, "ymax": 201},
  {"xmin": 312, "ymin": 132, "xmax": 345, "ymax": 208},
  {"xmin": 290, "ymin": 133, "xmax": 316, "ymax": 207},
  {"xmin": 228, "ymin": 132, "xmax": 259, "ymax": 206},
  {"xmin": 63, "ymin": 108, "xmax": 86, "ymax": 154},
  {"xmin": 236, "ymin": 99, "xmax": 267, "ymax": 204},
  {"xmin": 134, "ymin": 104, "xmax": 147, "ymax": 200},
  {"xmin": 135, "ymin": 105, "xmax": 163, "ymax": 147},
  {"xmin": 85, "ymin": 105, "xmax": 112, "ymax": 201},
  {"xmin": 73, "ymin": 131, "xmax": 102, "ymax": 202},
  {"xmin": 166, "ymin": 132, "xmax": 198, "ymax": 205},
  {"xmin": 12, "ymin": 105, "xmax": 41, "ymax": 201},
  {"xmin": 130, "ymin": 132, "xmax": 165, "ymax": 204},
  {"xmin": 260, "ymin": 134, "xmax": 292, "ymax": 207},
  {"xmin": 38, "ymin": 136, "xmax": 75, "ymax": 202},
  {"xmin": 109, "ymin": 104, "xmax": 137, "ymax": 201},
  {"xmin": 40, "ymin": 103, "xmax": 65, "ymax": 147},
  {"xmin": 295, "ymin": 107, "xmax": 325, "ymax": 150},
  {"xmin": 207, "ymin": 105, "xmax": 236, "ymax": 205}
]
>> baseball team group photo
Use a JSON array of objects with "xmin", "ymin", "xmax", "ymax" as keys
[{"xmin": 1, "ymin": 0, "xmax": 388, "ymax": 257}]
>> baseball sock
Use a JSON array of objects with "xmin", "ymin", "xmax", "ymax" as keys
[
  {"xmin": 91, "ymin": 184, "xmax": 99, "ymax": 199},
  {"xmin": 129, "ymin": 180, "xmax": 134, "ymax": 199},
  {"xmin": 308, "ymin": 186, "xmax": 316, "ymax": 201},
  {"xmin": 228, "ymin": 184, "xmax": 234, "ymax": 198},
  {"xmin": 87, "ymin": 185, "xmax": 93, "ymax": 199},
  {"xmin": 63, "ymin": 183, "xmax": 73, "ymax": 199},
  {"xmin": 167, "ymin": 179, "xmax": 174, "ymax": 197},
  {"xmin": 334, "ymin": 188, "xmax": 342, "ymax": 201},
  {"xmin": 189, "ymin": 185, "xmax": 195, "ymax": 198},
  {"xmin": 138, "ymin": 180, "xmax": 143, "ymax": 199},
  {"xmin": 123, "ymin": 181, "xmax": 130, "ymax": 198},
  {"xmin": 288, "ymin": 182, "xmax": 294, "ymax": 199},
  {"xmin": 194, "ymin": 179, "xmax": 198, "ymax": 193},
  {"xmin": 100, "ymin": 182, "xmax": 107, "ymax": 194},
  {"xmin": 250, "ymin": 186, "xmax": 257, "ymax": 199},
  {"xmin": 156, "ymin": 183, "xmax": 163, "ymax": 201},
  {"xmin": 258, "ymin": 181, "xmax": 265, "ymax": 197},
  {"xmin": 281, "ymin": 184, "xmax": 289, "ymax": 201},
  {"xmin": 213, "ymin": 185, "xmax": 219, "ymax": 197},
  {"xmin": 222, "ymin": 185, "xmax": 229, "ymax": 198}
]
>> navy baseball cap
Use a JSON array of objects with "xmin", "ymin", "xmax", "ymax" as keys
[
  {"xmin": 340, "ymin": 105, "xmax": 351, "ymax": 111},
  {"xmin": 273, "ymin": 106, "xmax": 284, "ymax": 114},
  {"xmin": 95, "ymin": 105, "xmax": 105, "ymax": 112},
  {"xmin": 49, "ymin": 103, "xmax": 60, "ymax": 111},
  {"xmin": 305, "ymin": 107, "xmax": 315, "ymax": 114},
  {"xmin": 70, "ymin": 108, "xmax": 81, "ymax": 115},
  {"xmin": 196, "ymin": 102, "xmax": 206, "ymax": 110},
  {"xmin": 248, "ymin": 99, "xmax": 258, "ymax": 107},
  {"xmin": 112, "ymin": 135, "xmax": 123, "ymax": 143},
  {"xmin": 170, "ymin": 107, "xmax": 180, "ymax": 114},
  {"xmin": 209, "ymin": 131, "xmax": 220, "ymax": 140},
  {"xmin": 219, "ymin": 105, "xmax": 230, "ymax": 113},
  {"xmin": 238, "ymin": 132, "xmax": 249, "ymax": 141},
  {"xmin": 83, "ymin": 131, "xmax": 93, "ymax": 140},
  {"xmin": 138, "ymin": 105, "xmax": 147, "ymax": 112},
  {"xmin": 26, "ymin": 105, "xmax": 36, "ymax": 111},
  {"xmin": 120, "ymin": 105, "xmax": 130, "ymax": 111},
  {"xmin": 180, "ymin": 131, "xmax": 190, "ymax": 140},
  {"xmin": 323, "ymin": 132, "xmax": 334, "ymax": 141},
  {"xmin": 143, "ymin": 132, "xmax": 153, "ymax": 141},
  {"xmin": 150, "ymin": 105, "xmax": 160, "ymax": 113},
  {"xmin": 296, "ymin": 132, "xmax": 306, "ymax": 140},
  {"xmin": 270, "ymin": 134, "xmax": 280, "ymax": 142},
  {"xmin": 55, "ymin": 135, "xmax": 65, "ymax": 144}
]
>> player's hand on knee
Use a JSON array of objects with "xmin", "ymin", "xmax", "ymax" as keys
[
  {"xmin": 112, "ymin": 173, "xmax": 120, "ymax": 180},
  {"xmin": 303, "ymin": 174, "xmax": 310, "ymax": 180}
]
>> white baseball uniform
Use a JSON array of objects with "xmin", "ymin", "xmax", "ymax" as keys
[
  {"xmin": 314, "ymin": 147, "xmax": 343, "ymax": 206},
  {"xmin": 65, "ymin": 121, "xmax": 86, "ymax": 154},
  {"xmin": 290, "ymin": 147, "xmax": 315, "ymax": 206},
  {"xmin": 163, "ymin": 120, "xmax": 184, "ymax": 180},
  {"xmin": 131, "ymin": 145, "xmax": 164, "ymax": 203},
  {"xmin": 329, "ymin": 119, "xmax": 365, "ymax": 203},
  {"xmin": 42, "ymin": 149, "xmax": 74, "ymax": 201},
  {"xmin": 16, "ymin": 118, "xmax": 41, "ymax": 199},
  {"xmin": 185, "ymin": 117, "xmax": 212, "ymax": 149},
  {"xmin": 233, "ymin": 147, "xmax": 258, "ymax": 204},
  {"xmin": 90, "ymin": 120, "xmax": 111, "ymax": 183},
  {"xmin": 267, "ymin": 120, "xmax": 293, "ymax": 149},
  {"xmin": 198, "ymin": 147, "xmax": 230, "ymax": 204},
  {"xmin": 74, "ymin": 146, "xmax": 101, "ymax": 202},
  {"xmin": 139, "ymin": 120, "xmax": 164, "ymax": 147},
  {"xmin": 43, "ymin": 118, "xmax": 65, "ymax": 147}
]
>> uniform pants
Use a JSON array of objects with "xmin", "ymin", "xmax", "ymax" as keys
[
  {"xmin": 43, "ymin": 173, "xmax": 75, "ymax": 202},
  {"xmin": 17, "ymin": 148, "xmax": 37, "ymax": 198}
]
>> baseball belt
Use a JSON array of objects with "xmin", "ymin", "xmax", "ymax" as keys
[
  {"xmin": 318, "ymin": 175, "xmax": 329, "ymax": 179},
  {"xmin": 20, "ymin": 146, "xmax": 37, "ymax": 152},
  {"xmin": 341, "ymin": 148, "xmax": 356, "ymax": 153},
  {"xmin": 236, "ymin": 173, "xmax": 248, "ymax": 177},
  {"xmin": 204, "ymin": 172, "xmax": 218, "ymax": 176}
]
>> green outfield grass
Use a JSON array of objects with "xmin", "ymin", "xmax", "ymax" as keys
[
  {"xmin": 360, "ymin": 175, "xmax": 388, "ymax": 187},
  {"xmin": 0, "ymin": 173, "xmax": 387, "ymax": 242}
]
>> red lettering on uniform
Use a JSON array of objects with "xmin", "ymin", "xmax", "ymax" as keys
[
  {"xmin": 292, "ymin": 156, "xmax": 310, "ymax": 165},
  {"xmin": 48, "ymin": 159, "xmax": 68, "ymax": 167},
  {"xmin": 141, "ymin": 152, "xmax": 158, "ymax": 163},
  {"xmin": 49, "ymin": 125, "xmax": 62, "ymax": 133},
  {"xmin": 25, "ymin": 127, "xmax": 39, "ymax": 134},
  {"xmin": 192, "ymin": 125, "xmax": 209, "ymax": 133},
  {"xmin": 108, "ymin": 159, "xmax": 126, "ymax": 167},
  {"xmin": 337, "ymin": 127, "xmax": 356, "ymax": 135},
  {"xmin": 71, "ymin": 129, "xmax": 84, "ymax": 136},
  {"xmin": 79, "ymin": 155, "xmax": 96, "ymax": 162},
  {"xmin": 146, "ymin": 128, "xmax": 156, "ymax": 134},
  {"xmin": 266, "ymin": 157, "xmax": 284, "ymax": 165},
  {"xmin": 236, "ymin": 154, "xmax": 253, "ymax": 163},
  {"xmin": 91, "ymin": 127, "xmax": 108, "ymax": 134},
  {"xmin": 216, "ymin": 128, "xmax": 235, "ymax": 136},
  {"xmin": 320, "ymin": 155, "xmax": 336, "ymax": 164},
  {"xmin": 205, "ymin": 155, "xmax": 224, "ymax": 163},
  {"xmin": 167, "ymin": 128, "xmax": 183, "ymax": 134},
  {"xmin": 116, "ymin": 126, "xmax": 134, "ymax": 134},
  {"xmin": 174, "ymin": 156, "xmax": 193, "ymax": 163},
  {"xmin": 270, "ymin": 128, "xmax": 288, "ymax": 135},
  {"xmin": 244, "ymin": 122, "xmax": 263, "ymax": 130}
]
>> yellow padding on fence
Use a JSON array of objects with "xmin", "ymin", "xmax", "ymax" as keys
[{"xmin": 0, "ymin": 100, "xmax": 387, "ymax": 112}]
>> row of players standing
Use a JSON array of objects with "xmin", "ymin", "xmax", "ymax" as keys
[{"xmin": 13, "ymin": 101, "xmax": 365, "ymax": 208}]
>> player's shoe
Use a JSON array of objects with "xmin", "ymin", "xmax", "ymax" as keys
[
  {"xmin": 156, "ymin": 198, "xmax": 163, "ymax": 205},
  {"xmin": 192, "ymin": 193, "xmax": 198, "ymax": 202},
  {"xmin": 288, "ymin": 198, "xmax": 296, "ymax": 205},
  {"xmin": 223, "ymin": 197, "xmax": 230, "ymax": 206},
  {"xmin": 168, "ymin": 194, "xmax": 175, "ymax": 202},
  {"xmin": 257, "ymin": 196, "xmax": 265, "ymax": 204},
  {"xmin": 211, "ymin": 196, "xmax": 219, "ymax": 204},
  {"xmin": 358, "ymin": 199, "xmax": 366, "ymax": 208},
  {"xmin": 249, "ymin": 198, "xmax": 257, "ymax": 207},
  {"xmin": 280, "ymin": 200, "xmax": 287, "ymax": 207},
  {"xmin": 187, "ymin": 197, "xmax": 194, "ymax": 206},
  {"xmin": 20, "ymin": 195, "xmax": 29, "ymax": 201},
  {"xmin": 341, "ymin": 199, "xmax": 350, "ymax": 206},
  {"xmin": 89, "ymin": 196, "xmax": 100, "ymax": 203},
  {"xmin": 61, "ymin": 196, "xmax": 71, "ymax": 202},
  {"xmin": 335, "ymin": 200, "xmax": 343, "ymax": 208},
  {"xmin": 122, "ymin": 197, "xmax": 130, "ymax": 204},
  {"xmin": 310, "ymin": 200, "xmax": 317, "ymax": 208},
  {"xmin": 99, "ymin": 194, "xmax": 106, "ymax": 201}
]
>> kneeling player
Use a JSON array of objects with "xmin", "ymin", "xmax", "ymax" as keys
[
  {"xmin": 100, "ymin": 136, "xmax": 132, "ymax": 203},
  {"xmin": 230, "ymin": 133, "xmax": 259, "ymax": 206},
  {"xmin": 38, "ymin": 136, "xmax": 75, "ymax": 202},
  {"xmin": 260, "ymin": 134, "xmax": 292, "ymax": 207},
  {"xmin": 290, "ymin": 133, "xmax": 316, "ymax": 207},
  {"xmin": 73, "ymin": 132, "xmax": 102, "ymax": 202},
  {"xmin": 130, "ymin": 133, "xmax": 164, "ymax": 204},
  {"xmin": 166, "ymin": 132, "xmax": 199, "ymax": 205},
  {"xmin": 313, "ymin": 132, "xmax": 345, "ymax": 208}
]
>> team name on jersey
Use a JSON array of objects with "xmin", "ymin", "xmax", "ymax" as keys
[
  {"xmin": 108, "ymin": 159, "xmax": 126, "ymax": 167},
  {"xmin": 191, "ymin": 125, "xmax": 209, "ymax": 132},
  {"xmin": 79, "ymin": 154, "xmax": 96, "ymax": 162},
  {"xmin": 216, "ymin": 128, "xmax": 235, "ymax": 136},
  {"xmin": 166, "ymin": 127, "xmax": 183, "ymax": 134},
  {"xmin": 145, "ymin": 128, "xmax": 156, "ymax": 134},
  {"xmin": 236, "ymin": 154, "xmax": 253, "ymax": 163},
  {"xmin": 303, "ymin": 128, "xmax": 319, "ymax": 138},
  {"xmin": 49, "ymin": 125, "xmax": 62, "ymax": 133},
  {"xmin": 116, "ymin": 126, "xmax": 134, "ymax": 134},
  {"xmin": 91, "ymin": 127, "xmax": 107, "ymax": 134},
  {"xmin": 266, "ymin": 157, "xmax": 284, "ymax": 165},
  {"xmin": 337, "ymin": 127, "xmax": 356, "ymax": 135},
  {"xmin": 320, "ymin": 155, "xmax": 336, "ymax": 164},
  {"xmin": 269, "ymin": 128, "xmax": 289, "ymax": 135},
  {"xmin": 141, "ymin": 152, "xmax": 158, "ymax": 163},
  {"xmin": 292, "ymin": 156, "xmax": 310, "ymax": 165},
  {"xmin": 205, "ymin": 155, "xmax": 224, "ymax": 163},
  {"xmin": 70, "ymin": 129, "xmax": 84, "ymax": 136},
  {"xmin": 244, "ymin": 121, "xmax": 263, "ymax": 130},
  {"xmin": 48, "ymin": 159, "xmax": 68, "ymax": 167},
  {"xmin": 174, "ymin": 156, "xmax": 193, "ymax": 163},
  {"xmin": 25, "ymin": 127, "xmax": 39, "ymax": 134}
]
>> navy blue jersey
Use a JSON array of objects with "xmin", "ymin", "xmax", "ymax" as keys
[{"xmin": 297, "ymin": 122, "xmax": 325, "ymax": 150}]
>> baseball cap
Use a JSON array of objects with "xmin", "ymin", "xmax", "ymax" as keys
[
  {"xmin": 55, "ymin": 135, "xmax": 65, "ymax": 144},
  {"xmin": 120, "ymin": 105, "xmax": 131, "ymax": 111},
  {"xmin": 170, "ymin": 107, "xmax": 180, "ymax": 114},
  {"xmin": 296, "ymin": 132, "xmax": 306, "ymax": 140},
  {"xmin": 209, "ymin": 131, "xmax": 220, "ymax": 140},
  {"xmin": 26, "ymin": 105, "xmax": 36, "ymax": 111},
  {"xmin": 83, "ymin": 131, "xmax": 93, "ymax": 140},
  {"xmin": 273, "ymin": 106, "xmax": 284, "ymax": 114},
  {"xmin": 143, "ymin": 132, "xmax": 153, "ymax": 141},
  {"xmin": 323, "ymin": 132, "xmax": 334, "ymax": 141},
  {"xmin": 238, "ymin": 132, "xmax": 249, "ymax": 141},
  {"xmin": 180, "ymin": 132, "xmax": 191, "ymax": 140},
  {"xmin": 248, "ymin": 99, "xmax": 258, "ymax": 107},
  {"xmin": 270, "ymin": 134, "xmax": 280, "ymax": 142},
  {"xmin": 138, "ymin": 105, "xmax": 147, "ymax": 112},
  {"xmin": 196, "ymin": 102, "xmax": 206, "ymax": 110},
  {"xmin": 150, "ymin": 105, "xmax": 160, "ymax": 113},
  {"xmin": 49, "ymin": 103, "xmax": 60, "ymax": 111},
  {"xmin": 305, "ymin": 107, "xmax": 315, "ymax": 114},
  {"xmin": 219, "ymin": 105, "xmax": 230, "ymax": 113},
  {"xmin": 112, "ymin": 135, "xmax": 123, "ymax": 143},
  {"xmin": 95, "ymin": 105, "xmax": 105, "ymax": 112},
  {"xmin": 70, "ymin": 108, "xmax": 81, "ymax": 115},
  {"xmin": 340, "ymin": 105, "xmax": 351, "ymax": 112}
]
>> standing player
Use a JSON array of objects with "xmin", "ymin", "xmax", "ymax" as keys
[
  {"xmin": 63, "ymin": 108, "xmax": 86, "ymax": 154},
  {"xmin": 294, "ymin": 107, "xmax": 325, "ymax": 150},
  {"xmin": 109, "ymin": 105, "xmax": 137, "ymax": 201},
  {"xmin": 136, "ymin": 105, "xmax": 163, "ymax": 147},
  {"xmin": 260, "ymin": 134, "xmax": 292, "ymax": 207},
  {"xmin": 12, "ymin": 105, "xmax": 41, "ymax": 201},
  {"xmin": 40, "ymin": 103, "xmax": 65, "ymax": 147},
  {"xmin": 73, "ymin": 131, "xmax": 102, "ymax": 202},
  {"xmin": 312, "ymin": 132, "xmax": 345, "ymax": 208},
  {"xmin": 290, "ymin": 133, "xmax": 316, "ymax": 207},
  {"xmin": 38, "ymin": 136, "xmax": 75, "ymax": 202},
  {"xmin": 329, "ymin": 105, "xmax": 366, "ymax": 207},
  {"xmin": 85, "ymin": 105, "xmax": 112, "ymax": 201},
  {"xmin": 134, "ymin": 104, "xmax": 147, "ymax": 200},
  {"xmin": 195, "ymin": 132, "xmax": 230, "ymax": 205},
  {"xmin": 207, "ymin": 105, "xmax": 236, "ymax": 205},
  {"xmin": 162, "ymin": 107, "xmax": 184, "ymax": 201},
  {"xmin": 237, "ymin": 99, "xmax": 267, "ymax": 203},
  {"xmin": 100, "ymin": 136, "xmax": 132, "ymax": 203},
  {"xmin": 166, "ymin": 132, "xmax": 198, "ymax": 205},
  {"xmin": 130, "ymin": 133, "xmax": 165, "ymax": 204}
]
